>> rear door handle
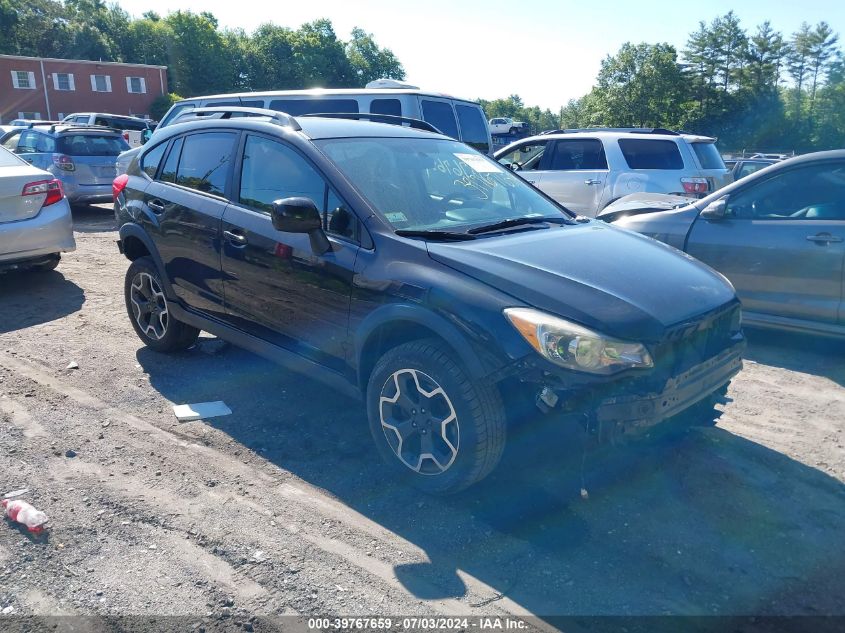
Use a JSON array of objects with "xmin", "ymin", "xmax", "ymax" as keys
[
  {"xmin": 806, "ymin": 233, "xmax": 843, "ymax": 243},
  {"xmin": 223, "ymin": 230, "xmax": 248, "ymax": 246},
  {"xmin": 148, "ymin": 199, "xmax": 165, "ymax": 213},
  {"xmin": 584, "ymin": 179, "xmax": 602, "ymax": 185}
]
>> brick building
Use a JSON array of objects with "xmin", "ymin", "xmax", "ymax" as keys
[{"xmin": 0, "ymin": 54, "xmax": 168, "ymax": 123}]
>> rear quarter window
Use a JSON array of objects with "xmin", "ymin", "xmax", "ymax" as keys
[
  {"xmin": 140, "ymin": 142, "xmax": 167, "ymax": 178},
  {"xmin": 690, "ymin": 142, "xmax": 726, "ymax": 170},
  {"xmin": 58, "ymin": 134, "xmax": 129, "ymax": 156},
  {"xmin": 455, "ymin": 104, "xmax": 490, "ymax": 153},
  {"xmin": 618, "ymin": 139, "xmax": 684, "ymax": 170}
]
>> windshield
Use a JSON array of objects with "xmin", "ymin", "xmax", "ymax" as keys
[
  {"xmin": 316, "ymin": 137, "xmax": 571, "ymax": 233},
  {"xmin": 58, "ymin": 134, "xmax": 130, "ymax": 156}
]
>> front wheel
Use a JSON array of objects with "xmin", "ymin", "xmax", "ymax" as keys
[
  {"xmin": 124, "ymin": 256, "xmax": 199, "ymax": 352},
  {"xmin": 366, "ymin": 339, "xmax": 506, "ymax": 494}
]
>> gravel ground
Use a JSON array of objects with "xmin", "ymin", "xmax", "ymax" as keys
[{"xmin": 0, "ymin": 205, "xmax": 843, "ymax": 625}]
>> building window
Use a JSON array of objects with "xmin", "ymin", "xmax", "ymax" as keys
[
  {"xmin": 11, "ymin": 70, "xmax": 36, "ymax": 89},
  {"xmin": 126, "ymin": 76, "xmax": 146, "ymax": 94},
  {"xmin": 18, "ymin": 112, "xmax": 42, "ymax": 120},
  {"xmin": 52, "ymin": 73, "xmax": 75, "ymax": 91},
  {"xmin": 91, "ymin": 74, "xmax": 112, "ymax": 92}
]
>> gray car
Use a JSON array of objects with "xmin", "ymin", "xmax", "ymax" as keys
[
  {"xmin": 0, "ymin": 124, "xmax": 130, "ymax": 205},
  {"xmin": 610, "ymin": 150, "xmax": 845, "ymax": 338}
]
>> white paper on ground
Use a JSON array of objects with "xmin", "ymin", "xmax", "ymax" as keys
[{"xmin": 173, "ymin": 401, "xmax": 232, "ymax": 422}]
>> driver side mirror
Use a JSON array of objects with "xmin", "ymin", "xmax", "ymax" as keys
[
  {"xmin": 701, "ymin": 197, "xmax": 728, "ymax": 220},
  {"xmin": 271, "ymin": 197, "xmax": 331, "ymax": 255}
]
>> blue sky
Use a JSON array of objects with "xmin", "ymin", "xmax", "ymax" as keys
[{"xmin": 114, "ymin": 0, "xmax": 845, "ymax": 110}]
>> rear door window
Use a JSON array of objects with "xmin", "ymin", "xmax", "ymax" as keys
[
  {"xmin": 547, "ymin": 139, "xmax": 607, "ymax": 170},
  {"xmin": 57, "ymin": 134, "xmax": 129, "ymax": 156},
  {"xmin": 455, "ymin": 104, "xmax": 490, "ymax": 153},
  {"xmin": 691, "ymin": 142, "xmax": 725, "ymax": 169},
  {"xmin": 175, "ymin": 132, "xmax": 237, "ymax": 197},
  {"xmin": 269, "ymin": 99, "xmax": 359, "ymax": 115},
  {"xmin": 618, "ymin": 139, "xmax": 684, "ymax": 169},
  {"xmin": 421, "ymin": 100, "xmax": 459, "ymax": 138},
  {"xmin": 159, "ymin": 137, "xmax": 183, "ymax": 183},
  {"xmin": 370, "ymin": 99, "xmax": 401, "ymax": 116}
]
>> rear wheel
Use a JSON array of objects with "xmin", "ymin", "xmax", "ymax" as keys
[
  {"xmin": 366, "ymin": 339, "xmax": 506, "ymax": 494},
  {"xmin": 124, "ymin": 257, "xmax": 199, "ymax": 352},
  {"xmin": 509, "ymin": 126, "xmax": 518, "ymax": 134}
]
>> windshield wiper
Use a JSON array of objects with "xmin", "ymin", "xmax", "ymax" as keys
[
  {"xmin": 395, "ymin": 229, "xmax": 477, "ymax": 241},
  {"xmin": 467, "ymin": 216, "xmax": 571, "ymax": 235}
]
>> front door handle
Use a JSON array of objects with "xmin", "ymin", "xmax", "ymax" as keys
[
  {"xmin": 148, "ymin": 199, "xmax": 165, "ymax": 213},
  {"xmin": 223, "ymin": 230, "xmax": 248, "ymax": 246},
  {"xmin": 806, "ymin": 233, "xmax": 843, "ymax": 244},
  {"xmin": 584, "ymin": 179, "xmax": 602, "ymax": 185}
]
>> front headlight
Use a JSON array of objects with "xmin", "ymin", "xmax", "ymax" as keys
[{"xmin": 504, "ymin": 307, "xmax": 653, "ymax": 375}]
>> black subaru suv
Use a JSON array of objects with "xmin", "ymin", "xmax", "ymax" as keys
[{"xmin": 113, "ymin": 107, "xmax": 744, "ymax": 494}]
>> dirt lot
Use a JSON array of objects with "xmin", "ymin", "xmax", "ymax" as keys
[{"xmin": 0, "ymin": 205, "xmax": 844, "ymax": 625}]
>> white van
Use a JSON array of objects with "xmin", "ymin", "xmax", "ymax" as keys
[{"xmin": 158, "ymin": 82, "xmax": 491, "ymax": 153}]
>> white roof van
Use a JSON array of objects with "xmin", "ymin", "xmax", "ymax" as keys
[{"xmin": 156, "ymin": 83, "xmax": 492, "ymax": 154}]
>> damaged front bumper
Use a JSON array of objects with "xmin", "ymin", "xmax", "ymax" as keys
[
  {"xmin": 594, "ymin": 345, "xmax": 743, "ymax": 432},
  {"xmin": 514, "ymin": 340, "xmax": 745, "ymax": 440}
]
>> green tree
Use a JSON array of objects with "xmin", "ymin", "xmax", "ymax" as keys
[
  {"xmin": 164, "ymin": 10, "xmax": 234, "ymax": 96},
  {"xmin": 589, "ymin": 42, "xmax": 688, "ymax": 128},
  {"xmin": 346, "ymin": 27, "xmax": 404, "ymax": 85}
]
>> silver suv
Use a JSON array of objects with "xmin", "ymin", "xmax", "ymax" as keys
[{"xmin": 495, "ymin": 128, "xmax": 732, "ymax": 217}]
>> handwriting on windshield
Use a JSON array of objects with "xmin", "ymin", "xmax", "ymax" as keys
[{"xmin": 432, "ymin": 156, "xmax": 502, "ymax": 199}]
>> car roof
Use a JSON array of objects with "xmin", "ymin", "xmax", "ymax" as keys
[
  {"xmin": 161, "ymin": 114, "xmax": 447, "ymax": 142},
  {"xmin": 527, "ymin": 130, "xmax": 714, "ymax": 142}
]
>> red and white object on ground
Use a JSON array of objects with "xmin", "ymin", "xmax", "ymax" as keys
[{"xmin": 2, "ymin": 499, "xmax": 48, "ymax": 534}]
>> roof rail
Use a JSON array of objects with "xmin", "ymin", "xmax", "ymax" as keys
[
  {"xmin": 539, "ymin": 127, "xmax": 680, "ymax": 136},
  {"xmin": 175, "ymin": 106, "xmax": 302, "ymax": 131},
  {"xmin": 26, "ymin": 120, "xmax": 62, "ymax": 129},
  {"xmin": 299, "ymin": 112, "xmax": 441, "ymax": 134},
  {"xmin": 49, "ymin": 124, "xmax": 123, "ymax": 134}
]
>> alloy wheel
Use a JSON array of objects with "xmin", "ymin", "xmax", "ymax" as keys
[
  {"xmin": 129, "ymin": 271, "xmax": 169, "ymax": 341},
  {"xmin": 378, "ymin": 368, "xmax": 460, "ymax": 475}
]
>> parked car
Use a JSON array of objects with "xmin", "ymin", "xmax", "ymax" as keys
[
  {"xmin": 115, "ymin": 83, "xmax": 493, "ymax": 175},
  {"xmin": 62, "ymin": 113, "xmax": 153, "ymax": 148},
  {"xmin": 488, "ymin": 117, "xmax": 528, "ymax": 135},
  {"xmin": 0, "ymin": 123, "xmax": 130, "ymax": 205},
  {"xmin": 0, "ymin": 145, "xmax": 75, "ymax": 272},
  {"xmin": 610, "ymin": 151, "xmax": 845, "ymax": 338},
  {"xmin": 494, "ymin": 128, "xmax": 732, "ymax": 217},
  {"xmin": 725, "ymin": 158, "xmax": 778, "ymax": 181},
  {"xmin": 113, "ymin": 106, "xmax": 744, "ymax": 493}
]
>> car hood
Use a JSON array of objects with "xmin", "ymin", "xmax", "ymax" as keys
[
  {"xmin": 426, "ymin": 221, "xmax": 736, "ymax": 342},
  {"xmin": 597, "ymin": 192, "xmax": 697, "ymax": 219}
]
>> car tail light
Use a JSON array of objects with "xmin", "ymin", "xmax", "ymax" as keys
[
  {"xmin": 113, "ymin": 174, "xmax": 130, "ymax": 201},
  {"xmin": 52, "ymin": 153, "xmax": 76, "ymax": 171},
  {"xmin": 681, "ymin": 177, "xmax": 709, "ymax": 195},
  {"xmin": 123, "ymin": 132, "xmax": 130, "ymax": 141},
  {"xmin": 22, "ymin": 179, "xmax": 64, "ymax": 207}
]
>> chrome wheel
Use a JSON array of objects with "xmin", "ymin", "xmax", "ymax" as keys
[
  {"xmin": 129, "ymin": 271, "xmax": 168, "ymax": 341},
  {"xmin": 379, "ymin": 369, "xmax": 459, "ymax": 475}
]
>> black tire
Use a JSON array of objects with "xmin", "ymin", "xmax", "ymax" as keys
[
  {"xmin": 366, "ymin": 338, "xmax": 506, "ymax": 495},
  {"xmin": 33, "ymin": 255, "xmax": 60, "ymax": 272},
  {"xmin": 124, "ymin": 256, "xmax": 199, "ymax": 352},
  {"xmin": 509, "ymin": 127, "xmax": 518, "ymax": 135}
]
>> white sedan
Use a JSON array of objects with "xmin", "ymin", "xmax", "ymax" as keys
[{"xmin": 0, "ymin": 145, "xmax": 75, "ymax": 272}]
